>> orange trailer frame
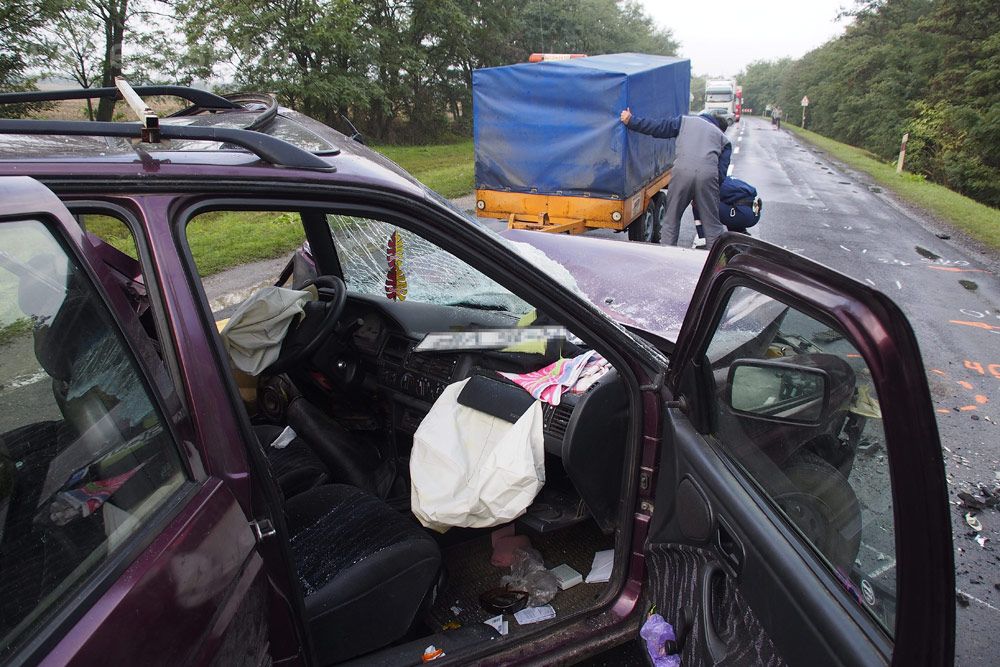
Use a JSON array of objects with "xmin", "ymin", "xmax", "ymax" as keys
[{"xmin": 474, "ymin": 169, "xmax": 672, "ymax": 234}]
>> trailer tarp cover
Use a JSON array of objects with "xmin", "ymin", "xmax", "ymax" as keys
[{"xmin": 473, "ymin": 53, "xmax": 691, "ymax": 199}]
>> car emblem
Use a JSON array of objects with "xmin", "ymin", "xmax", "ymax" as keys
[{"xmin": 861, "ymin": 579, "xmax": 876, "ymax": 607}]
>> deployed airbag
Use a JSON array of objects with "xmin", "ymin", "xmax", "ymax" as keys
[
  {"xmin": 220, "ymin": 286, "xmax": 314, "ymax": 375},
  {"xmin": 410, "ymin": 378, "xmax": 544, "ymax": 532}
]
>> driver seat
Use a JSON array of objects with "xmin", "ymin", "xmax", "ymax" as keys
[{"xmin": 284, "ymin": 484, "xmax": 441, "ymax": 663}]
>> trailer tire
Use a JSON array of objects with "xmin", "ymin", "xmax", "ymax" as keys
[
  {"xmin": 628, "ymin": 202, "xmax": 661, "ymax": 243},
  {"xmin": 650, "ymin": 192, "xmax": 666, "ymax": 244}
]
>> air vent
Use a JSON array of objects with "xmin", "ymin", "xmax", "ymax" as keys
[
  {"xmin": 545, "ymin": 404, "xmax": 573, "ymax": 440},
  {"xmin": 407, "ymin": 353, "xmax": 457, "ymax": 380},
  {"xmin": 382, "ymin": 335, "xmax": 409, "ymax": 362}
]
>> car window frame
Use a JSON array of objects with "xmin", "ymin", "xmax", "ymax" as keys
[
  {"xmin": 666, "ymin": 236, "xmax": 954, "ymax": 665},
  {"xmin": 64, "ymin": 198, "xmax": 208, "ymax": 480},
  {"xmin": 700, "ymin": 279, "xmax": 897, "ymax": 624},
  {"xmin": 0, "ymin": 208, "xmax": 201, "ymax": 664}
]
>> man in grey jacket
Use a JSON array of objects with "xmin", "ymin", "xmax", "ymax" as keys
[{"xmin": 620, "ymin": 108, "xmax": 731, "ymax": 248}]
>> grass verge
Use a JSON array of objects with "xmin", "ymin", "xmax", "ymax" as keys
[
  {"xmin": 786, "ymin": 124, "xmax": 1000, "ymax": 252},
  {"xmin": 374, "ymin": 140, "xmax": 474, "ymax": 199}
]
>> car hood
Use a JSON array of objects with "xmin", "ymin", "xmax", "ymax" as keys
[{"xmin": 501, "ymin": 230, "xmax": 706, "ymax": 343}]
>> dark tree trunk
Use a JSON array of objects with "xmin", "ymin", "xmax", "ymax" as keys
[{"xmin": 96, "ymin": 0, "xmax": 128, "ymax": 121}]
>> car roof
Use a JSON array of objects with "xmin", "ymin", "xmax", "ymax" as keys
[{"xmin": 0, "ymin": 88, "xmax": 428, "ymax": 197}]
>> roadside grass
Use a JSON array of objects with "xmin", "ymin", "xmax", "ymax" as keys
[
  {"xmin": 786, "ymin": 124, "xmax": 1000, "ymax": 252},
  {"xmin": 82, "ymin": 142, "xmax": 476, "ymax": 277},
  {"xmin": 374, "ymin": 141, "xmax": 474, "ymax": 199},
  {"xmin": 0, "ymin": 318, "xmax": 32, "ymax": 347},
  {"xmin": 185, "ymin": 211, "xmax": 306, "ymax": 276}
]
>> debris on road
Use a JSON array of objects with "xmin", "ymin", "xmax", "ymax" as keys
[{"xmin": 966, "ymin": 513, "xmax": 983, "ymax": 532}]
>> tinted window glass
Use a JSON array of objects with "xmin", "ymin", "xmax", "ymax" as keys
[
  {"xmin": 706, "ymin": 286, "xmax": 896, "ymax": 635},
  {"xmin": 0, "ymin": 220, "xmax": 186, "ymax": 657}
]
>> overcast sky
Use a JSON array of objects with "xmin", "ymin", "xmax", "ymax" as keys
[{"xmin": 639, "ymin": 1, "xmax": 853, "ymax": 77}]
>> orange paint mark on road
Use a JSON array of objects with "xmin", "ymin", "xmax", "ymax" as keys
[
  {"xmin": 958, "ymin": 381, "xmax": 974, "ymax": 389},
  {"xmin": 926, "ymin": 266, "xmax": 987, "ymax": 273},
  {"xmin": 951, "ymin": 320, "xmax": 1000, "ymax": 332},
  {"xmin": 936, "ymin": 408, "xmax": 951, "ymax": 414},
  {"xmin": 976, "ymin": 395, "xmax": 989, "ymax": 405},
  {"xmin": 931, "ymin": 369, "xmax": 946, "ymax": 376},
  {"xmin": 958, "ymin": 405, "xmax": 978, "ymax": 412},
  {"xmin": 846, "ymin": 353, "xmax": 862, "ymax": 359}
]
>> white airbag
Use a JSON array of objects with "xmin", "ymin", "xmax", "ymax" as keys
[{"xmin": 410, "ymin": 378, "xmax": 545, "ymax": 532}]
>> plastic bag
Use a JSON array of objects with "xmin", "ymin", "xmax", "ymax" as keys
[
  {"xmin": 500, "ymin": 548, "xmax": 558, "ymax": 607},
  {"xmin": 640, "ymin": 613, "xmax": 680, "ymax": 667}
]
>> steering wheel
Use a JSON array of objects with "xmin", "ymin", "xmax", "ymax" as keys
[{"xmin": 264, "ymin": 275, "xmax": 347, "ymax": 375}]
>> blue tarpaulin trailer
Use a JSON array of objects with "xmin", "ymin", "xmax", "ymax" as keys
[{"xmin": 473, "ymin": 53, "xmax": 690, "ymax": 239}]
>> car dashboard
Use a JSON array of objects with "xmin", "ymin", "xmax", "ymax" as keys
[{"xmin": 312, "ymin": 294, "xmax": 629, "ymax": 533}]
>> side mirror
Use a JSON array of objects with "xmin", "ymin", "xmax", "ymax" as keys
[
  {"xmin": 350, "ymin": 132, "xmax": 366, "ymax": 145},
  {"xmin": 726, "ymin": 359, "xmax": 830, "ymax": 425}
]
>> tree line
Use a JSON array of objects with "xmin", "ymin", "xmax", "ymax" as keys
[
  {"xmin": 2, "ymin": 0, "xmax": 678, "ymax": 142},
  {"xmin": 739, "ymin": 0, "xmax": 999, "ymax": 209}
]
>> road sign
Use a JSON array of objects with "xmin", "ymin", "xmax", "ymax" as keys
[{"xmin": 801, "ymin": 96, "xmax": 810, "ymax": 106}]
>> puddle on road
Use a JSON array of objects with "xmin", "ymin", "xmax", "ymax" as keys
[
  {"xmin": 959, "ymin": 280, "xmax": 978, "ymax": 291},
  {"xmin": 915, "ymin": 246, "xmax": 942, "ymax": 261}
]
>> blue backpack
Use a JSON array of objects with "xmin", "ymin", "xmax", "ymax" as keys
[{"xmin": 719, "ymin": 177, "xmax": 762, "ymax": 230}]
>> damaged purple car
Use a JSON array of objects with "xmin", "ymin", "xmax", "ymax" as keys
[{"xmin": 0, "ymin": 85, "xmax": 953, "ymax": 666}]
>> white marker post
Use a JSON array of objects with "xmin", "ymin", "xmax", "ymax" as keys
[
  {"xmin": 800, "ymin": 96, "xmax": 809, "ymax": 129},
  {"xmin": 896, "ymin": 132, "xmax": 909, "ymax": 174}
]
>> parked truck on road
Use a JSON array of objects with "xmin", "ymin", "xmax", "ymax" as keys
[
  {"xmin": 472, "ymin": 53, "xmax": 691, "ymax": 242},
  {"xmin": 705, "ymin": 78, "xmax": 738, "ymax": 126}
]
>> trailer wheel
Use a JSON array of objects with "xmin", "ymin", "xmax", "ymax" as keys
[
  {"xmin": 650, "ymin": 192, "xmax": 666, "ymax": 244},
  {"xmin": 627, "ymin": 203, "xmax": 660, "ymax": 243}
]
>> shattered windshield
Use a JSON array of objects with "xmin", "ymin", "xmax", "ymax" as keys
[
  {"xmin": 327, "ymin": 215, "xmax": 579, "ymax": 318},
  {"xmin": 329, "ymin": 215, "xmax": 533, "ymax": 315}
]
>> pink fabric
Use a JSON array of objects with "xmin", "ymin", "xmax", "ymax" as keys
[
  {"xmin": 498, "ymin": 351, "xmax": 610, "ymax": 406},
  {"xmin": 491, "ymin": 535, "xmax": 533, "ymax": 567}
]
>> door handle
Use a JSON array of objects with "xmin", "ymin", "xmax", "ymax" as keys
[
  {"xmin": 699, "ymin": 563, "xmax": 729, "ymax": 663},
  {"xmin": 716, "ymin": 517, "xmax": 744, "ymax": 574}
]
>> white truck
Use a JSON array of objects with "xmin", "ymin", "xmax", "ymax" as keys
[{"xmin": 704, "ymin": 78, "xmax": 737, "ymax": 126}]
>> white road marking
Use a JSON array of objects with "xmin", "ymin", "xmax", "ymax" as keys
[
  {"xmin": 869, "ymin": 558, "xmax": 897, "ymax": 579},
  {"xmin": 726, "ymin": 164, "xmax": 734, "ymax": 176},
  {"xmin": 865, "ymin": 278, "xmax": 876, "ymax": 286},
  {"xmin": 734, "ymin": 146, "xmax": 740, "ymax": 154},
  {"xmin": 840, "ymin": 245, "xmax": 851, "ymax": 252},
  {"xmin": 4, "ymin": 370, "xmax": 48, "ymax": 390},
  {"xmin": 895, "ymin": 281, "xmax": 902, "ymax": 290},
  {"xmin": 957, "ymin": 589, "xmax": 1000, "ymax": 614},
  {"xmin": 862, "ymin": 249, "xmax": 868, "ymax": 253}
]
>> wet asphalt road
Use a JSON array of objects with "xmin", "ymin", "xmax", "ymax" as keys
[
  {"xmin": 733, "ymin": 117, "xmax": 1000, "ymax": 666},
  {"xmin": 471, "ymin": 115, "xmax": 1000, "ymax": 664}
]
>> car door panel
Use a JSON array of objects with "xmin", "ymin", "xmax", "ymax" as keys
[
  {"xmin": 0, "ymin": 178, "xmax": 272, "ymax": 665},
  {"xmin": 650, "ymin": 235, "xmax": 953, "ymax": 666},
  {"xmin": 648, "ymin": 419, "xmax": 888, "ymax": 666},
  {"xmin": 40, "ymin": 480, "xmax": 264, "ymax": 666}
]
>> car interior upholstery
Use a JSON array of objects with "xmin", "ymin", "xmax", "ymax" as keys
[{"xmin": 179, "ymin": 208, "xmax": 633, "ymax": 662}]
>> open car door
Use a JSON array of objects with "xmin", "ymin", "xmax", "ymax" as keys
[
  {"xmin": 0, "ymin": 177, "xmax": 281, "ymax": 664},
  {"xmin": 647, "ymin": 235, "xmax": 953, "ymax": 665}
]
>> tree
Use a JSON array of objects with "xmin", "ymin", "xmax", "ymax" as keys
[
  {"xmin": 177, "ymin": 0, "xmax": 676, "ymax": 143},
  {"xmin": 29, "ymin": 0, "xmax": 180, "ymax": 120},
  {"xmin": 0, "ymin": 0, "xmax": 62, "ymax": 115}
]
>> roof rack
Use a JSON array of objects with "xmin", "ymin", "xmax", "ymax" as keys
[
  {"xmin": 0, "ymin": 85, "xmax": 240, "ymax": 110},
  {"xmin": 0, "ymin": 118, "xmax": 336, "ymax": 171},
  {"xmin": 0, "ymin": 80, "xmax": 336, "ymax": 171}
]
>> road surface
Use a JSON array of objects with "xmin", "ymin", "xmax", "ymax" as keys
[{"xmin": 469, "ymin": 115, "xmax": 1000, "ymax": 663}]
